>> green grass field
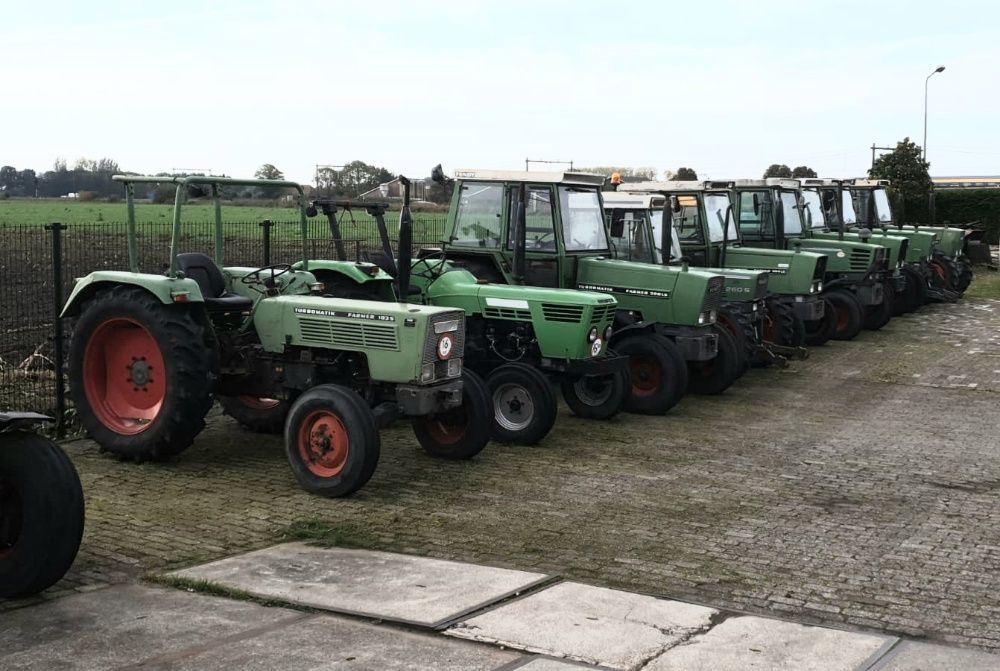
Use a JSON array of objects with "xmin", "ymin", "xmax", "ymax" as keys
[
  {"xmin": 964, "ymin": 267, "xmax": 1000, "ymax": 299},
  {"xmin": 0, "ymin": 198, "xmax": 300, "ymax": 226}
]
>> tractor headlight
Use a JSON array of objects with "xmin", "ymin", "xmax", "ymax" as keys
[
  {"xmin": 446, "ymin": 358, "xmax": 462, "ymax": 377},
  {"xmin": 421, "ymin": 363, "xmax": 435, "ymax": 382},
  {"xmin": 698, "ymin": 310, "xmax": 717, "ymax": 325},
  {"xmin": 587, "ymin": 327, "xmax": 599, "ymax": 343},
  {"xmin": 434, "ymin": 319, "xmax": 460, "ymax": 334},
  {"xmin": 604, "ymin": 325, "xmax": 613, "ymax": 341},
  {"xmin": 811, "ymin": 280, "xmax": 823, "ymax": 293}
]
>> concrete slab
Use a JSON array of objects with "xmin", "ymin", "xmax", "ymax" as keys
[
  {"xmin": 0, "ymin": 584, "xmax": 304, "ymax": 670},
  {"xmin": 503, "ymin": 657, "xmax": 614, "ymax": 670},
  {"xmin": 170, "ymin": 542, "xmax": 551, "ymax": 628},
  {"xmin": 869, "ymin": 640, "xmax": 1000, "ymax": 670},
  {"xmin": 132, "ymin": 611, "xmax": 521, "ymax": 671},
  {"xmin": 446, "ymin": 581, "xmax": 718, "ymax": 670},
  {"xmin": 645, "ymin": 615, "xmax": 894, "ymax": 671}
]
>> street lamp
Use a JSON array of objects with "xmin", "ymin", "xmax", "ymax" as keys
[{"xmin": 923, "ymin": 65, "xmax": 945, "ymax": 162}]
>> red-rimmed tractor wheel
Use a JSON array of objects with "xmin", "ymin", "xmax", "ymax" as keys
[
  {"xmin": 68, "ymin": 286, "xmax": 214, "ymax": 462},
  {"xmin": 218, "ymin": 395, "xmax": 289, "ymax": 434},
  {"xmin": 763, "ymin": 300, "xmax": 800, "ymax": 348},
  {"xmin": 616, "ymin": 333, "xmax": 688, "ymax": 415},
  {"xmin": 284, "ymin": 384, "xmax": 379, "ymax": 498},
  {"xmin": 0, "ymin": 431, "xmax": 85, "ymax": 598},
  {"xmin": 825, "ymin": 289, "xmax": 864, "ymax": 341},
  {"xmin": 411, "ymin": 370, "xmax": 491, "ymax": 459}
]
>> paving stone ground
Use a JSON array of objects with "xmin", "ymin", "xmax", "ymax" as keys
[{"xmin": 4, "ymin": 296, "xmax": 1000, "ymax": 653}]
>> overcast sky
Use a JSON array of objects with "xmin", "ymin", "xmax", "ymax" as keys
[{"xmin": 3, "ymin": 1, "xmax": 997, "ymax": 183}]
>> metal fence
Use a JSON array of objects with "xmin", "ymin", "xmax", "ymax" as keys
[{"xmin": 0, "ymin": 213, "xmax": 449, "ymax": 435}]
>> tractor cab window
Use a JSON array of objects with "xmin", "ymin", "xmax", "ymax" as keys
[
  {"xmin": 508, "ymin": 186, "xmax": 556, "ymax": 250},
  {"xmin": 704, "ymin": 192, "xmax": 738, "ymax": 243},
  {"xmin": 670, "ymin": 195, "xmax": 705, "ymax": 244},
  {"xmin": 738, "ymin": 190, "xmax": 773, "ymax": 238},
  {"xmin": 452, "ymin": 183, "xmax": 503, "ymax": 248},
  {"xmin": 779, "ymin": 190, "xmax": 803, "ymax": 236},
  {"xmin": 800, "ymin": 189, "xmax": 826, "ymax": 229},
  {"xmin": 559, "ymin": 187, "xmax": 609, "ymax": 252},
  {"xmin": 649, "ymin": 209, "xmax": 680, "ymax": 261},
  {"xmin": 873, "ymin": 188, "xmax": 893, "ymax": 223},
  {"xmin": 608, "ymin": 209, "xmax": 655, "ymax": 263},
  {"xmin": 841, "ymin": 190, "xmax": 858, "ymax": 225}
]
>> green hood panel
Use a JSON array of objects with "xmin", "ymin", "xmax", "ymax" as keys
[{"xmin": 723, "ymin": 247, "xmax": 823, "ymax": 295}]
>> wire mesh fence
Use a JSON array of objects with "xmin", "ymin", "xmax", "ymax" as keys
[{"xmin": 0, "ymin": 212, "xmax": 449, "ymax": 434}]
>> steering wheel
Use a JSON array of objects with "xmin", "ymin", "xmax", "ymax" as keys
[
  {"xmin": 240, "ymin": 264, "xmax": 293, "ymax": 291},
  {"xmin": 411, "ymin": 249, "xmax": 448, "ymax": 282}
]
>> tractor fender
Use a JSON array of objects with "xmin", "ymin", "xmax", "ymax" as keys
[
  {"xmin": 292, "ymin": 260, "xmax": 393, "ymax": 286},
  {"xmin": 60, "ymin": 271, "xmax": 206, "ymax": 318},
  {"xmin": 0, "ymin": 412, "xmax": 52, "ymax": 433},
  {"xmin": 821, "ymin": 277, "xmax": 855, "ymax": 292}
]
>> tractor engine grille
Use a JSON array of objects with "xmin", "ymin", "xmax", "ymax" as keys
[
  {"xmin": 589, "ymin": 303, "xmax": 616, "ymax": 327},
  {"xmin": 898, "ymin": 239, "xmax": 909, "ymax": 264},
  {"xmin": 542, "ymin": 303, "xmax": 585, "ymax": 323},
  {"xmin": 754, "ymin": 273, "xmax": 769, "ymax": 300},
  {"xmin": 299, "ymin": 318, "xmax": 399, "ymax": 350},
  {"xmin": 849, "ymin": 247, "xmax": 873, "ymax": 272},
  {"xmin": 813, "ymin": 256, "xmax": 827, "ymax": 280},
  {"xmin": 423, "ymin": 311, "xmax": 466, "ymax": 378},
  {"xmin": 702, "ymin": 276, "xmax": 725, "ymax": 314},
  {"xmin": 484, "ymin": 306, "xmax": 531, "ymax": 321}
]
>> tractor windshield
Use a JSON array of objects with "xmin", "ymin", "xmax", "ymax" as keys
[
  {"xmin": 559, "ymin": 187, "xmax": 609, "ymax": 251},
  {"xmin": 651, "ymin": 209, "xmax": 690, "ymax": 262},
  {"xmin": 452, "ymin": 183, "xmax": 503, "ymax": 248},
  {"xmin": 800, "ymin": 189, "xmax": 826, "ymax": 229},
  {"xmin": 841, "ymin": 190, "xmax": 858, "ymax": 225},
  {"xmin": 779, "ymin": 190, "xmax": 803, "ymax": 236},
  {"xmin": 704, "ymin": 193, "xmax": 738, "ymax": 243},
  {"xmin": 873, "ymin": 188, "xmax": 894, "ymax": 223}
]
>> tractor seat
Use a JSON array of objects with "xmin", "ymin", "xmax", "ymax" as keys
[
  {"xmin": 176, "ymin": 253, "xmax": 254, "ymax": 312},
  {"xmin": 363, "ymin": 251, "xmax": 398, "ymax": 277}
]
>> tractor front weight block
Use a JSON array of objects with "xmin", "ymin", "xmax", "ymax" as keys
[
  {"xmin": 673, "ymin": 333, "xmax": 719, "ymax": 362},
  {"xmin": 854, "ymin": 282, "xmax": 884, "ymax": 307},
  {"xmin": 559, "ymin": 354, "xmax": 629, "ymax": 378},
  {"xmin": 395, "ymin": 379, "xmax": 464, "ymax": 416},
  {"xmin": 787, "ymin": 296, "xmax": 824, "ymax": 322}
]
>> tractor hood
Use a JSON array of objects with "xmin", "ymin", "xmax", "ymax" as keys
[
  {"xmin": 723, "ymin": 247, "xmax": 825, "ymax": 296},
  {"xmin": 797, "ymin": 237, "xmax": 884, "ymax": 275},
  {"xmin": 811, "ymin": 231, "xmax": 909, "ymax": 268}
]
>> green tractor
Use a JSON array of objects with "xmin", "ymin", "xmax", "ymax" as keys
[
  {"xmin": 422, "ymin": 167, "xmax": 739, "ymax": 413},
  {"xmin": 614, "ymin": 181, "xmax": 829, "ymax": 350},
  {"xmin": 733, "ymin": 178, "xmax": 893, "ymax": 341},
  {"xmin": 62, "ymin": 176, "xmax": 492, "ymax": 498},
  {"xmin": 0, "ymin": 411, "xmax": 84, "ymax": 597},
  {"xmin": 845, "ymin": 178, "xmax": 972, "ymax": 294},
  {"xmin": 303, "ymin": 179, "xmax": 629, "ymax": 446}
]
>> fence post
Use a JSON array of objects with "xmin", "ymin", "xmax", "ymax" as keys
[
  {"xmin": 259, "ymin": 219, "xmax": 273, "ymax": 265},
  {"xmin": 45, "ymin": 222, "xmax": 66, "ymax": 438}
]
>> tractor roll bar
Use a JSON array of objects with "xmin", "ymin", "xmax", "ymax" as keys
[{"xmin": 112, "ymin": 175, "xmax": 310, "ymax": 276}]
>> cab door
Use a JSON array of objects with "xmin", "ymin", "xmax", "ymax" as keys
[{"xmin": 503, "ymin": 184, "xmax": 562, "ymax": 288}]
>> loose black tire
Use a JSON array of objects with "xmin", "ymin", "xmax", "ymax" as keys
[
  {"xmin": 284, "ymin": 384, "xmax": 380, "ymax": 498},
  {"xmin": 686, "ymin": 325, "xmax": 742, "ymax": 395},
  {"xmin": 826, "ymin": 289, "xmax": 864, "ymax": 341},
  {"xmin": 560, "ymin": 359, "xmax": 630, "ymax": 421},
  {"xmin": 412, "ymin": 370, "xmax": 492, "ymax": 459},
  {"xmin": 68, "ymin": 286, "xmax": 215, "ymax": 462},
  {"xmin": 484, "ymin": 363, "xmax": 557, "ymax": 445},
  {"xmin": 615, "ymin": 333, "xmax": 689, "ymax": 415},
  {"xmin": 218, "ymin": 395, "xmax": 290, "ymax": 434},
  {"xmin": 0, "ymin": 432, "xmax": 85, "ymax": 598},
  {"xmin": 863, "ymin": 283, "xmax": 894, "ymax": 331}
]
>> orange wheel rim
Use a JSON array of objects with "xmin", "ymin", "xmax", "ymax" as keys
[
  {"xmin": 297, "ymin": 410, "xmax": 349, "ymax": 477},
  {"xmin": 835, "ymin": 305, "xmax": 849, "ymax": 332},
  {"xmin": 629, "ymin": 354, "xmax": 662, "ymax": 397},
  {"xmin": 82, "ymin": 318, "xmax": 166, "ymax": 435},
  {"xmin": 423, "ymin": 406, "xmax": 469, "ymax": 445}
]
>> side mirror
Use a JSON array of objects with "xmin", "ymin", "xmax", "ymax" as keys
[
  {"xmin": 305, "ymin": 204, "xmax": 318, "ymax": 217},
  {"xmin": 822, "ymin": 191, "xmax": 836, "ymax": 210},
  {"xmin": 431, "ymin": 164, "xmax": 447, "ymax": 184},
  {"xmin": 752, "ymin": 193, "xmax": 760, "ymax": 216},
  {"xmin": 670, "ymin": 195, "xmax": 682, "ymax": 214},
  {"xmin": 609, "ymin": 210, "xmax": 625, "ymax": 238}
]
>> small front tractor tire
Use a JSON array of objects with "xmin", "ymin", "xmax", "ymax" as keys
[
  {"xmin": 894, "ymin": 266, "xmax": 928, "ymax": 314},
  {"xmin": 485, "ymin": 363, "xmax": 557, "ymax": 445},
  {"xmin": 0, "ymin": 432, "xmax": 85, "ymax": 598},
  {"xmin": 560, "ymin": 360, "xmax": 630, "ymax": 421},
  {"xmin": 716, "ymin": 309, "xmax": 752, "ymax": 371},
  {"xmin": 218, "ymin": 395, "xmax": 289, "ymax": 434},
  {"xmin": 687, "ymin": 325, "xmax": 742, "ymax": 395},
  {"xmin": 763, "ymin": 300, "xmax": 800, "ymax": 348},
  {"xmin": 955, "ymin": 256, "xmax": 974, "ymax": 293},
  {"xmin": 412, "ymin": 370, "xmax": 492, "ymax": 459},
  {"xmin": 826, "ymin": 290, "xmax": 865, "ymax": 341},
  {"xmin": 863, "ymin": 283, "xmax": 894, "ymax": 331},
  {"xmin": 284, "ymin": 384, "xmax": 380, "ymax": 498},
  {"xmin": 616, "ymin": 333, "xmax": 688, "ymax": 415},
  {"xmin": 68, "ymin": 286, "xmax": 215, "ymax": 462}
]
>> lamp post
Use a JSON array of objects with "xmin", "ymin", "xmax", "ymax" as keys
[{"xmin": 923, "ymin": 65, "xmax": 945, "ymax": 162}]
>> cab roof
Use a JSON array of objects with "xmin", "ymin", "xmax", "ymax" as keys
[
  {"xmin": 602, "ymin": 192, "xmax": 664, "ymax": 209},
  {"xmin": 731, "ymin": 178, "xmax": 801, "ymax": 189},
  {"xmin": 844, "ymin": 178, "xmax": 891, "ymax": 187},
  {"xmin": 452, "ymin": 169, "xmax": 606, "ymax": 187},
  {"xmin": 799, "ymin": 178, "xmax": 843, "ymax": 188},
  {"xmin": 624, "ymin": 180, "xmax": 735, "ymax": 193}
]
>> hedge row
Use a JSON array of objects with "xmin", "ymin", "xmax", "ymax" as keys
[{"xmin": 935, "ymin": 189, "xmax": 1000, "ymax": 242}]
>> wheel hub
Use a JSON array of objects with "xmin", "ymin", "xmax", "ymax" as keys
[
  {"xmin": 493, "ymin": 384, "xmax": 534, "ymax": 432},
  {"xmin": 128, "ymin": 358, "xmax": 152, "ymax": 388}
]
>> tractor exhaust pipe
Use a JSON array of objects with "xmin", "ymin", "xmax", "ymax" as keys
[
  {"xmin": 323, "ymin": 205, "xmax": 349, "ymax": 261},
  {"xmin": 512, "ymin": 183, "xmax": 527, "ymax": 283},
  {"xmin": 397, "ymin": 176, "xmax": 413, "ymax": 302}
]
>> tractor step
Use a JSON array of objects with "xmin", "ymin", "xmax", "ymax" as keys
[{"xmin": 764, "ymin": 342, "xmax": 810, "ymax": 362}]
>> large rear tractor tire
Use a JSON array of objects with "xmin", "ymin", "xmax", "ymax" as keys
[
  {"xmin": 69, "ymin": 286, "xmax": 215, "ymax": 462},
  {"xmin": 616, "ymin": 333, "xmax": 688, "ymax": 415},
  {"xmin": 929, "ymin": 254, "xmax": 961, "ymax": 292},
  {"xmin": 412, "ymin": 371, "xmax": 492, "ymax": 459},
  {"xmin": 0, "ymin": 432, "xmax": 85, "ymax": 598},
  {"xmin": 863, "ymin": 283, "xmax": 894, "ymax": 331},
  {"xmin": 284, "ymin": 384, "xmax": 380, "ymax": 498},
  {"xmin": 686, "ymin": 325, "xmax": 742, "ymax": 395},
  {"xmin": 560, "ymin": 360, "xmax": 630, "ymax": 421},
  {"xmin": 826, "ymin": 289, "xmax": 864, "ymax": 341},
  {"xmin": 218, "ymin": 395, "xmax": 289, "ymax": 434},
  {"xmin": 484, "ymin": 363, "xmax": 557, "ymax": 445}
]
